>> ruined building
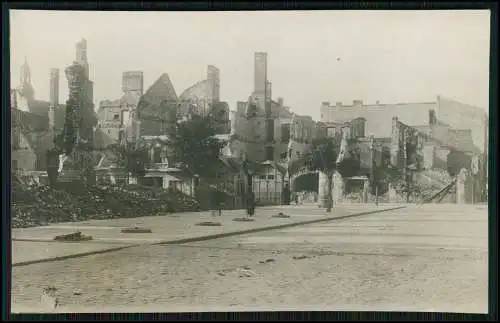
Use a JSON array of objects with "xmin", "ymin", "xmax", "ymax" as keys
[
  {"xmin": 317, "ymin": 97, "xmax": 487, "ymax": 205},
  {"xmin": 228, "ymin": 52, "xmax": 317, "ymax": 163},
  {"xmin": 11, "ymin": 58, "xmax": 65, "ymax": 172},
  {"xmin": 180, "ymin": 65, "xmax": 230, "ymax": 134},
  {"xmin": 96, "ymin": 71, "xmax": 144, "ymax": 147}
]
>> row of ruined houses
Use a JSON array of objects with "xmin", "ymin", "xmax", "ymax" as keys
[{"xmin": 11, "ymin": 64, "xmax": 487, "ymax": 206}]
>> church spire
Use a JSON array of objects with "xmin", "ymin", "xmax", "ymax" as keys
[
  {"xmin": 20, "ymin": 57, "xmax": 31, "ymax": 86},
  {"xmin": 19, "ymin": 57, "xmax": 35, "ymax": 101}
]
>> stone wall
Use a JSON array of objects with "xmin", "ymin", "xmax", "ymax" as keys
[
  {"xmin": 437, "ymin": 96, "xmax": 487, "ymax": 152},
  {"xmin": 320, "ymin": 100, "xmax": 436, "ymax": 139}
]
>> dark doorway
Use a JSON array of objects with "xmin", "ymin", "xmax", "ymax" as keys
[{"xmin": 292, "ymin": 172, "xmax": 319, "ymax": 193}]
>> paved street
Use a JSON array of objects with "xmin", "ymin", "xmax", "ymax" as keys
[
  {"xmin": 11, "ymin": 204, "xmax": 487, "ymax": 313},
  {"xmin": 12, "ymin": 204, "xmax": 397, "ymax": 266}
]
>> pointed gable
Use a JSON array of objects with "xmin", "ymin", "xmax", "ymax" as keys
[
  {"xmin": 136, "ymin": 73, "xmax": 180, "ymax": 137},
  {"xmin": 138, "ymin": 73, "xmax": 178, "ymax": 111}
]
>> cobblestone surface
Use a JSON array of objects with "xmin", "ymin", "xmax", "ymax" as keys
[
  {"xmin": 12, "ymin": 205, "xmax": 397, "ymax": 265},
  {"xmin": 11, "ymin": 205, "xmax": 487, "ymax": 313}
]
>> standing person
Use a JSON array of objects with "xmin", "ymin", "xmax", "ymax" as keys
[
  {"xmin": 216, "ymin": 188, "xmax": 225, "ymax": 217},
  {"xmin": 246, "ymin": 190, "xmax": 255, "ymax": 217},
  {"xmin": 294, "ymin": 192, "xmax": 299, "ymax": 205},
  {"xmin": 210, "ymin": 185, "xmax": 218, "ymax": 217},
  {"xmin": 282, "ymin": 183, "xmax": 291, "ymax": 205}
]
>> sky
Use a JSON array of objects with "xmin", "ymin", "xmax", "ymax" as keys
[{"xmin": 10, "ymin": 10, "xmax": 490, "ymax": 120}]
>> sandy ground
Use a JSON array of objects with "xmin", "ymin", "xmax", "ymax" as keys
[
  {"xmin": 11, "ymin": 205, "xmax": 397, "ymax": 266},
  {"xmin": 11, "ymin": 205, "xmax": 488, "ymax": 313}
]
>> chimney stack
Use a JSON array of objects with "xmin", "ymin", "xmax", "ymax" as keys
[
  {"xmin": 49, "ymin": 68, "xmax": 60, "ymax": 130},
  {"xmin": 49, "ymin": 68, "xmax": 59, "ymax": 106},
  {"xmin": 254, "ymin": 52, "xmax": 268, "ymax": 95},
  {"xmin": 336, "ymin": 101, "xmax": 342, "ymax": 108},
  {"xmin": 207, "ymin": 65, "xmax": 220, "ymax": 102},
  {"xmin": 75, "ymin": 38, "xmax": 89, "ymax": 78}
]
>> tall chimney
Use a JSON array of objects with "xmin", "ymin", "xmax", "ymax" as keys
[
  {"xmin": 254, "ymin": 52, "xmax": 268, "ymax": 97},
  {"xmin": 75, "ymin": 38, "xmax": 89, "ymax": 78},
  {"xmin": 49, "ymin": 68, "xmax": 59, "ymax": 130},
  {"xmin": 207, "ymin": 65, "xmax": 220, "ymax": 103},
  {"xmin": 49, "ymin": 68, "xmax": 59, "ymax": 106}
]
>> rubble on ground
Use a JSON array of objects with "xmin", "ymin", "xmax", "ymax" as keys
[
  {"xmin": 11, "ymin": 176, "xmax": 202, "ymax": 228},
  {"xmin": 121, "ymin": 227, "xmax": 153, "ymax": 234},
  {"xmin": 53, "ymin": 231, "xmax": 93, "ymax": 241}
]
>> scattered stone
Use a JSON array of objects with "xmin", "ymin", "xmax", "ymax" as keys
[
  {"xmin": 121, "ymin": 227, "xmax": 152, "ymax": 234},
  {"xmin": 53, "ymin": 231, "xmax": 93, "ymax": 241},
  {"xmin": 259, "ymin": 258, "xmax": 276, "ymax": 264},
  {"xmin": 241, "ymin": 265, "xmax": 251, "ymax": 270},
  {"xmin": 238, "ymin": 271, "xmax": 253, "ymax": 278},
  {"xmin": 233, "ymin": 217, "xmax": 255, "ymax": 222},
  {"xmin": 236, "ymin": 268, "xmax": 256, "ymax": 278},
  {"xmin": 217, "ymin": 272, "xmax": 226, "ymax": 276},
  {"xmin": 40, "ymin": 287, "xmax": 59, "ymax": 309},
  {"xmin": 73, "ymin": 289, "xmax": 82, "ymax": 296},
  {"xmin": 292, "ymin": 255, "xmax": 309, "ymax": 260},
  {"xmin": 196, "ymin": 221, "xmax": 222, "ymax": 226},
  {"xmin": 272, "ymin": 212, "xmax": 290, "ymax": 218}
]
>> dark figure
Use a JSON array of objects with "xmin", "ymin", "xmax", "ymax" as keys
[
  {"xmin": 215, "ymin": 189, "xmax": 225, "ymax": 216},
  {"xmin": 246, "ymin": 191, "xmax": 256, "ymax": 217},
  {"xmin": 282, "ymin": 184, "xmax": 291, "ymax": 205},
  {"xmin": 210, "ymin": 186, "xmax": 220, "ymax": 217},
  {"xmin": 294, "ymin": 193, "xmax": 299, "ymax": 205}
]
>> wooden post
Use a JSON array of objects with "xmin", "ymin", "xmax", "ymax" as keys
[{"xmin": 375, "ymin": 185, "xmax": 379, "ymax": 206}]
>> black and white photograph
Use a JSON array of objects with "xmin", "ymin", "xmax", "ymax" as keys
[{"xmin": 8, "ymin": 8, "xmax": 490, "ymax": 314}]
